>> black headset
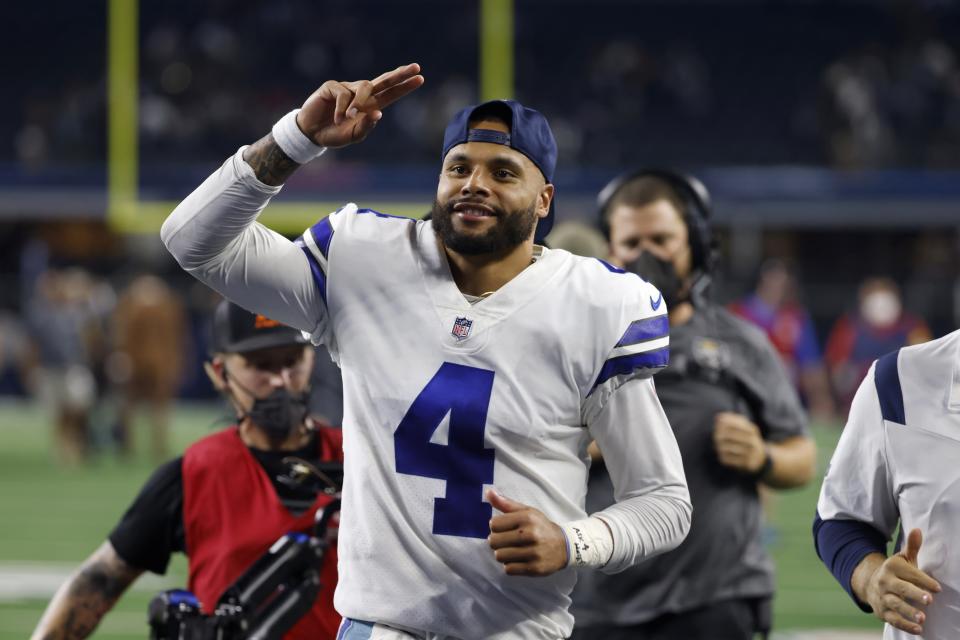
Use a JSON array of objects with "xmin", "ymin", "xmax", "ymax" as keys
[{"xmin": 597, "ymin": 168, "xmax": 715, "ymax": 275}]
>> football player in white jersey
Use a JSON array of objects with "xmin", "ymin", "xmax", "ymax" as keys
[
  {"xmin": 162, "ymin": 63, "xmax": 691, "ymax": 640},
  {"xmin": 815, "ymin": 329, "xmax": 960, "ymax": 639}
]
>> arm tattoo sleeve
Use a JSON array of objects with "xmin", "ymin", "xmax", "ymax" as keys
[
  {"xmin": 32, "ymin": 542, "xmax": 143, "ymax": 640},
  {"xmin": 242, "ymin": 133, "xmax": 301, "ymax": 186}
]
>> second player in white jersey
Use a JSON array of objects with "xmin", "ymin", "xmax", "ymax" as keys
[
  {"xmin": 816, "ymin": 329, "xmax": 960, "ymax": 639},
  {"xmin": 162, "ymin": 63, "xmax": 690, "ymax": 639}
]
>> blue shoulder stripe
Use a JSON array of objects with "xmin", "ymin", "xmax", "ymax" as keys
[
  {"xmin": 295, "ymin": 239, "xmax": 327, "ymax": 304},
  {"xmin": 595, "ymin": 258, "xmax": 626, "ymax": 274},
  {"xmin": 874, "ymin": 349, "xmax": 905, "ymax": 424},
  {"xmin": 356, "ymin": 208, "xmax": 415, "ymax": 221},
  {"xmin": 309, "ymin": 217, "xmax": 334, "ymax": 258},
  {"xmin": 616, "ymin": 315, "xmax": 669, "ymax": 348},
  {"xmin": 592, "ymin": 347, "xmax": 669, "ymax": 391}
]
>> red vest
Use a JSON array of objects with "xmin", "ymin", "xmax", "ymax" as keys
[{"xmin": 182, "ymin": 427, "xmax": 342, "ymax": 640}]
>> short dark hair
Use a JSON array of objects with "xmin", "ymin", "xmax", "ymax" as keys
[
  {"xmin": 603, "ymin": 175, "xmax": 686, "ymax": 230},
  {"xmin": 598, "ymin": 169, "xmax": 715, "ymax": 274}
]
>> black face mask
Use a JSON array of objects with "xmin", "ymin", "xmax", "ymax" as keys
[
  {"xmin": 223, "ymin": 367, "xmax": 309, "ymax": 443},
  {"xmin": 627, "ymin": 252, "xmax": 686, "ymax": 309},
  {"xmin": 247, "ymin": 387, "xmax": 309, "ymax": 443}
]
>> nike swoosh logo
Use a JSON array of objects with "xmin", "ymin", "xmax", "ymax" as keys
[{"xmin": 650, "ymin": 292, "xmax": 663, "ymax": 311}]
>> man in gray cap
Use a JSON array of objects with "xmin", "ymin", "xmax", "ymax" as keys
[
  {"xmin": 32, "ymin": 301, "xmax": 344, "ymax": 639},
  {"xmin": 161, "ymin": 63, "xmax": 690, "ymax": 640}
]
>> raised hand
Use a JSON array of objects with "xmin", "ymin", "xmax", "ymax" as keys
[
  {"xmin": 486, "ymin": 489, "xmax": 568, "ymax": 577},
  {"xmin": 296, "ymin": 63, "xmax": 425, "ymax": 149},
  {"xmin": 860, "ymin": 529, "xmax": 941, "ymax": 635}
]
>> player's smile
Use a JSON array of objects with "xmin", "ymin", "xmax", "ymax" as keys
[
  {"xmin": 453, "ymin": 201, "xmax": 496, "ymax": 217},
  {"xmin": 453, "ymin": 200, "xmax": 499, "ymax": 225}
]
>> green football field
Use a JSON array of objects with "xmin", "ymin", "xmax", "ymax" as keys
[{"xmin": 0, "ymin": 400, "xmax": 882, "ymax": 639}]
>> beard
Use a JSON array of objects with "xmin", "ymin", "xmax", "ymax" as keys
[{"xmin": 430, "ymin": 198, "xmax": 539, "ymax": 255}]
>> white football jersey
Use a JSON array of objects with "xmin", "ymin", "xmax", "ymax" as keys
[
  {"xmin": 818, "ymin": 329, "xmax": 960, "ymax": 640},
  {"xmin": 296, "ymin": 204, "xmax": 678, "ymax": 639},
  {"xmin": 162, "ymin": 150, "xmax": 688, "ymax": 640}
]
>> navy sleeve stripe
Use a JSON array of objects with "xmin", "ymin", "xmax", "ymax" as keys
[
  {"xmin": 592, "ymin": 347, "xmax": 669, "ymax": 391},
  {"xmin": 812, "ymin": 511, "xmax": 888, "ymax": 613},
  {"xmin": 356, "ymin": 208, "xmax": 415, "ymax": 221},
  {"xmin": 309, "ymin": 217, "xmax": 335, "ymax": 258},
  {"xmin": 874, "ymin": 350, "xmax": 905, "ymax": 424},
  {"xmin": 616, "ymin": 315, "xmax": 669, "ymax": 348},
  {"xmin": 297, "ymin": 242, "xmax": 328, "ymax": 304},
  {"xmin": 594, "ymin": 258, "xmax": 627, "ymax": 274}
]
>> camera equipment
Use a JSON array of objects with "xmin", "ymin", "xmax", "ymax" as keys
[{"xmin": 148, "ymin": 497, "xmax": 340, "ymax": 640}]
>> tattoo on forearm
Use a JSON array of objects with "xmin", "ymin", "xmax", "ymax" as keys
[
  {"xmin": 243, "ymin": 133, "xmax": 301, "ymax": 186},
  {"xmin": 37, "ymin": 550, "xmax": 139, "ymax": 640},
  {"xmin": 77, "ymin": 559, "xmax": 132, "ymax": 600},
  {"xmin": 62, "ymin": 560, "xmax": 132, "ymax": 638}
]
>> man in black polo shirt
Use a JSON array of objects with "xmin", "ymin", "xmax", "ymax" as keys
[
  {"xmin": 31, "ymin": 300, "xmax": 343, "ymax": 640},
  {"xmin": 570, "ymin": 170, "xmax": 817, "ymax": 640}
]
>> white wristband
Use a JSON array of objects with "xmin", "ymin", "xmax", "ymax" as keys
[
  {"xmin": 560, "ymin": 516, "xmax": 614, "ymax": 568},
  {"xmin": 271, "ymin": 109, "xmax": 326, "ymax": 165}
]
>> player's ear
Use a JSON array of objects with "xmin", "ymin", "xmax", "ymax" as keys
[
  {"xmin": 538, "ymin": 183, "xmax": 554, "ymax": 219},
  {"xmin": 204, "ymin": 356, "xmax": 228, "ymax": 391}
]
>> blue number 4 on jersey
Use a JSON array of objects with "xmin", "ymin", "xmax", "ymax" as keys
[{"xmin": 394, "ymin": 362, "xmax": 496, "ymax": 538}]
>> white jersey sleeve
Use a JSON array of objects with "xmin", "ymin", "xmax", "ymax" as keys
[
  {"xmin": 581, "ymin": 272, "xmax": 669, "ymax": 424},
  {"xmin": 584, "ymin": 274, "xmax": 690, "ymax": 573},
  {"xmin": 160, "ymin": 147, "xmax": 333, "ymax": 346},
  {"xmin": 589, "ymin": 376, "xmax": 691, "ymax": 573},
  {"xmin": 817, "ymin": 361, "xmax": 899, "ymax": 538}
]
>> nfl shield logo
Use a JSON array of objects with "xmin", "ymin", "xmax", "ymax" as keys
[{"xmin": 451, "ymin": 316, "xmax": 473, "ymax": 341}]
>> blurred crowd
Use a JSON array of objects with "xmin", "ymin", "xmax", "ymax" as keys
[
  {"xmin": 728, "ymin": 263, "xmax": 931, "ymax": 417},
  {"xmin": 820, "ymin": 35, "xmax": 960, "ymax": 169},
  {"xmin": 1, "ymin": 264, "xmax": 207, "ymax": 464},
  {"xmin": 0, "ymin": 228, "xmax": 353, "ymax": 465},
  {"xmin": 10, "ymin": 0, "xmax": 960, "ymax": 172}
]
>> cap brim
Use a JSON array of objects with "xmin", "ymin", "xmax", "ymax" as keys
[{"xmin": 227, "ymin": 333, "xmax": 309, "ymax": 354}]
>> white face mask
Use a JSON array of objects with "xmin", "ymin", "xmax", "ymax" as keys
[{"xmin": 860, "ymin": 291, "xmax": 901, "ymax": 327}]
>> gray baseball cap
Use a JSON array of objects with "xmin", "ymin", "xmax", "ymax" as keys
[{"xmin": 210, "ymin": 300, "xmax": 309, "ymax": 354}]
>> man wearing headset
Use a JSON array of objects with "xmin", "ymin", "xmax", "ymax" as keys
[{"xmin": 569, "ymin": 171, "xmax": 817, "ymax": 640}]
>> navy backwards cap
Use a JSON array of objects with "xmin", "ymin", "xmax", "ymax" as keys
[
  {"xmin": 210, "ymin": 300, "xmax": 309, "ymax": 355},
  {"xmin": 441, "ymin": 99, "xmax": 557, "ymax": 243}
]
